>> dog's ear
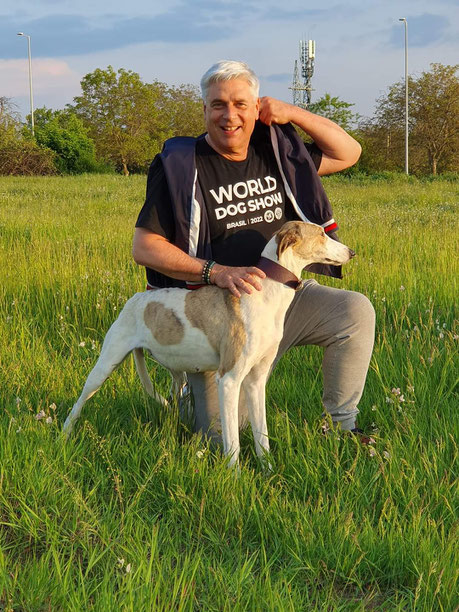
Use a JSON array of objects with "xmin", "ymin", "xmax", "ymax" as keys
[{"xmin": 276, "ymin": 223, "xmax": 302, "ymax": 258}]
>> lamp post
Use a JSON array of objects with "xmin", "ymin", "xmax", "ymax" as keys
[
  {"xmin": 399, "ymin": 18, "xmax": 408, "ymax": 175},
  {"xmin": 17, "ymin": 32, "xmax": 35, "ymax": 137}
]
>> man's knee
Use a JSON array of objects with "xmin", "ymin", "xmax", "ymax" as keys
[{"xmin": 344, "ymin": 291, "xmax": 375, "ymax": 331}]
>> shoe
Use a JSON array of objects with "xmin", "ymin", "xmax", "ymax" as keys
[{"xmin": 349, "ymin": 427, "xmax": 374, "ymax": 445}]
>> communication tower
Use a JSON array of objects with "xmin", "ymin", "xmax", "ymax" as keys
[{"xmin": 290, "ymin": 39, "xmax": 315, "ymax": 108}]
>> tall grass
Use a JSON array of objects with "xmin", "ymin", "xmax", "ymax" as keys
[{"xmin": 0, "ymin": 174, "xmax": 457, "ymax": 610}]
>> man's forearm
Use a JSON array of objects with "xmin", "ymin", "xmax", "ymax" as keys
[
  {"xmin": 132, "ymin": 228, "xmax": 205, "ymax": 282},
  {"xmin": 288, "ymin": 105, "xmax": 360, "ymax": 164},
  {"xmin": 132, "ymin": 227, "xmax": 265, "ymax": 297}
]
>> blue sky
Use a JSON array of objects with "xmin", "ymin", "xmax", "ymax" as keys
[{"xmin": 2, "ymin": 0, "xmax": 458, "ymax": 121}]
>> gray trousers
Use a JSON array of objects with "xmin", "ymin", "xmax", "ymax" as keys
[{"xmin": 187, "ymin": 280, "xmax": 375, "ymax": 440}]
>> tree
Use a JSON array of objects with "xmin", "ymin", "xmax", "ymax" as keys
[
  {"xmin": 166, "ymin": 84, "xmax": 205, "ymax": 137},
  {"xmin": 32, "ymin": 107, "xmax": 102, "ymax": 174},
  {"xmin": 0, "ymin": 98, "xmax": 56, "ymax": 176},
  {"xmin": 371, "ymin": 63, "xmax": 459, "ymax": 174},
  {"xmin": 308, "ymin": 94, "xmax": 359, "ymax": 131},
  {"xmin": 73, "ymin": 67, "xmax": 170, "ymax": 175},
  {"xmin": 0, "ymin": 97, "xmax": 21, "ymax": 145}
]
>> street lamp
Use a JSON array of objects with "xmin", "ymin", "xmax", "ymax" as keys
[
  {"xmin": 17, "ymin": 32, "xmax": 35, "ymax": 137},
  {"xmin": 399, "ymin": 18, "xmax": 408, "ymax": 175}
]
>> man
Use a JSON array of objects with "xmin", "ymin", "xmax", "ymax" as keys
[{"xmin": 133, "ymin": 60, "xmax": 375, "ymax": 440}]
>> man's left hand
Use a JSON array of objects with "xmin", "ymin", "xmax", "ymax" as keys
[{"xmin": 259, "ymin": 97, "xmax": 295, "ymax": 126}]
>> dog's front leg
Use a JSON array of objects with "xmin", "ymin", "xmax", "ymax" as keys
[
  {"xmin": 218, "ymin": 373, "xmax": 242, "ymax": 468},
  {"xmin": 243, "ymin": 351, "xmax": 277, "ymax": 470}
]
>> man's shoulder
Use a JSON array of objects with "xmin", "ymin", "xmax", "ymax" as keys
[{"xmin": 162, "ymin": 134, "xmax": 205, "ymax": 158}]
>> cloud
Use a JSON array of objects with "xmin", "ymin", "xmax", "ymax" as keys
[
  {"xmin": 1, "ymin": 2, "xmax": 261, "ymax": 59},
  {"xmin": 0, "ymin": 58, "xmax": 79, "ymax": 98},
  {"xmin": 388, "ymin": 14, "xmax": 451, "ymax": 48}
]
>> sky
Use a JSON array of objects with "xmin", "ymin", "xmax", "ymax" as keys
[{"xmin": 1, "ymin": 0, "xmax": 458, "ymax": 122}]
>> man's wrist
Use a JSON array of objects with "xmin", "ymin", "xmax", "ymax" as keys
[{"xmin": 202, "ymin": 260, "xmax": 216, "ymax": 284}]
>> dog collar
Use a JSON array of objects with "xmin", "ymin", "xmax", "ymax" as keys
[{"xmin": 256, "ymin": 257, "xmax": 303, "ymax": 291}]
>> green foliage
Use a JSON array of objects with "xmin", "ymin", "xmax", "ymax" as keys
[
  {"xmin": 32, "ymin": 107, "xmax": 105, "ymax": 174},
  {"xmin": 0, "ymin": 100, "xmax": 57, "ymax": 175},
  {"xmin": 309, "ymin": 93, "xmax": 359, "ymax": 130},
  {"xmin": 72, "ymin": 67, "xmax": 204, "ymax": 175},
  {"xmin": 0, "ymin": 174, "xmax": 457, "ymax": 610},
  {"xmin": 360, "ymin": 63, "xmax": 459, "ymax": 175},
  {"xmin": 0, "ymin": 97, "xmax": 21, "ymax": 146}
]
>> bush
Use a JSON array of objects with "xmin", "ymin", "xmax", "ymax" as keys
[
  {"xmin": 34, "ymin": 112, "xmax": 103, "ymax": 174},
  {"xmin": 0, "ymin": 141, "xmax": 56, "ymax": 175}
]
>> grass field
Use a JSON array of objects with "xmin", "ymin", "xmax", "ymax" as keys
[{"xmin": 0, "ymin": 173, "xmax": 457, "ymax": 611}]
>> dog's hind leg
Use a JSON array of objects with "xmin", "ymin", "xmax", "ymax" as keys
[
  {"xmin": 133, "ymin": 348, "xmax": 169, "ymax": 408},
  {"xmin": 63, "ymin": 324, "xmax": 135, "ymax": 436}
]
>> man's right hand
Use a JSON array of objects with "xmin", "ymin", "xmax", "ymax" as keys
[{"xmin": 210, "ymin": 263, "xmax": 265, "ymax": 298}]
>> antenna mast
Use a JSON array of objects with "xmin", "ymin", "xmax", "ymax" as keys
[{"xmin": 290, "ymin": 39, "xmax": 315, "ymax": 108}]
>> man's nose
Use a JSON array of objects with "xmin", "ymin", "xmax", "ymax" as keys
[{"xmin": 223, "ymin": 105, "xmax": 236, "ymax": 120}]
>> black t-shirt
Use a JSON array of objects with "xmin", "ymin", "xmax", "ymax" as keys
[{"xmin": 136, "ymin": 136, "xmax": 322, "ymax": 286}]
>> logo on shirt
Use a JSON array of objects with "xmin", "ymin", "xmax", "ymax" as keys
[{"xmin": 209, "ymin": 176, "xmax": 283, "ymax": 221}]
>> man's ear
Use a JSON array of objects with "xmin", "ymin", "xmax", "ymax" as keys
[
  {"xmin": 276, "ymin": 223, "xmax": 302, "ymax": 258},
  {"xmin": 255, "ymin": 97, "xmax": 260, "ymax": 119}
]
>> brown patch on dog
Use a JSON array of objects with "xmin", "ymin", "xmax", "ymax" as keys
[
  {"xmin": 144, "ymin": 301, "xmax": 184, "ymax": 345},
  {"xmin": 184, "ymin": 287, "xmax": 246, "ymax": 376},
  {"xmin": 276, "ymin": 221, "xmax": 303, "ymax": 257}
]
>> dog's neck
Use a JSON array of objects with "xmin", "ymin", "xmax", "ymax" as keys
[
  {"xmin": 256, "ymin": 257, "xmax": 302, "ymax": 290},
  {"xmin": 260, "ymin": 237, "xmax": 306, "ymax": 282}
]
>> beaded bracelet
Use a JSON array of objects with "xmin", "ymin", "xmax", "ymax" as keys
[{"xmin": 201, "ymin": 260, "xmax": 216, "ymax": 285}]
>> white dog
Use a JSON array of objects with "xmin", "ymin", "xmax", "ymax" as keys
[{"xmin": 63, "ymin": 221, "xmax": 354, "ymax": 466}]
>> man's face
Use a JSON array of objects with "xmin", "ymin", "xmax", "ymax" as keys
[{"xmin": 203, "ymin": 78, "xmax": 260, "ymax": 161}]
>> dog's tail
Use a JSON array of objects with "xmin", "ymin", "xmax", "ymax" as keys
[{"xmin": 133, "ymin": 348, "xmax": 169, "ymax": 407}]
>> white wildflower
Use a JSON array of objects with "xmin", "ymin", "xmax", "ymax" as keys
[
  {"xmin": 49, "ymin": 403, "xmax": 57, "ymax": 411},
  {"xmin": 15, "ymin": 397, "xmax": 21, "ymax": 406},
  {"xmin": 196, "ymin": 449, "xmax": 207, "ymax": 458},
  {"xmin": 46, "ymin": 416, "xmax": 53, "ymax": 424},
  {"xmin": 79, "ymin": 341, "xmax": 86, "ymax": 347},
  {"xmin": 125, "ymin": 563, "xmax": 132, "ymax": 574},
  {"xmin": 117, "ymin": 558, "xmax": 125, "ymax": 568},
  {"xmin": 399, "ymin": 285, "xmax": 405, "ymax": 291},
  {"xmin": 368, "ymin": 447, "xmax": 376, "ymax": 457},
  {"xmin": 439, "ymin": 332, "xmax": 444, "ymax": 339},
  {"xmin": 34, "ymin": 410, "xmax": 46, "ymax": 421},
  {"xmin": 383, "ymin": 451, "xmax": 391, "ymax": 460}
]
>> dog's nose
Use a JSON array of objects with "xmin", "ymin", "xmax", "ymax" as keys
[{"xmin": 349, "ymin": 249, "xmax": 356, "ymax": 258}]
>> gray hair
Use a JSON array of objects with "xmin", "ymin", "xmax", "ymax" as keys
[{"xmin": 200, "ymin": 60, "xmax": 260, "ymax": 101}]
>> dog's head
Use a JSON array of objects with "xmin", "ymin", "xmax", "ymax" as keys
[{"xmin": 275, "ymin": 221, "xmax": 355, "ymax": 267}]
